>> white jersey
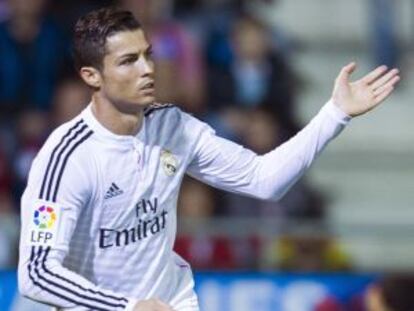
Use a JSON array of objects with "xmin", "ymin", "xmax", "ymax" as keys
[{"xmin": 18, "ymin": 101, "xmax": 350, "ymax": 311}]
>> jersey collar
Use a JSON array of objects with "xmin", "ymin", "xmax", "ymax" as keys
[{"xmin": 82, "ymin": 104, "xmax": 146, "ymax": 145}]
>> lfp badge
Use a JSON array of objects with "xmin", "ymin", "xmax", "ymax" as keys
[
  {"xmin": 30, "ymin": 203, "xmax": 60, "ymax": 246},
  {"xmin": 34, "ymin": 205, "xmax": 56, "ymax": 229}
]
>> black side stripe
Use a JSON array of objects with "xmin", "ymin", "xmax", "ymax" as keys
[
  {"xmin": 39, "ymin": 120, "xmax": 84, "ymax": 200},
  {"xmin": 28, "ymin": 246, "xmax": 126, "ymax": 310},
  {"xmin": 52, "ymin": 130, "xmax": 94, "ymax": 202},
  {"xmin": 41, "ymin": 247, "xmax": 128, "ymax": 303},
  {"xmin": 45, "ymin": 124, "xmax": 89, "ymax": 201}
]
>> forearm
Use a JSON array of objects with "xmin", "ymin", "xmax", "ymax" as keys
[
  {"xmin": 252, "ymin": 100, "xmax": 350, "ymax": 200},
  {"xmin": 18, "ymin": 245, "xmax": 137, "ymax": 311},
  {"xmin": 187, "ymin": 100, "xmax": 350, "ymax": 200}
]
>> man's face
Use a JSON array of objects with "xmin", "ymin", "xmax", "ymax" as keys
[{"xmin": 100, "ymin": 29, "xmax": 155, "ymax": 112}]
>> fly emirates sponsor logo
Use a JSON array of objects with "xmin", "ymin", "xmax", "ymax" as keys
[{"xmin": 99, "ymin": 198, "xmax": 168, "ymax": 249}]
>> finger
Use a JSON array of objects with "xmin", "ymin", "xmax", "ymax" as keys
[
  {"xmin": 336, "ymin": 62, "xmax": 357, "ymax": 84},
  {"xmin": 373, "ymin": 86, "xmax": 395, "ymax": 106},
  {"xmin": 371, "ymin": 68, "xmax": 399, "ymax": 90},
  {"xmin": 361, "ymin": 65, "xmax": 388, "ymax": 85},
  {"xmin": 373, "ymin": 75, "xmax": 400, "ymax": 96}
]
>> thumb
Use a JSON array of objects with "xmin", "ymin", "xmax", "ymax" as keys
[{"xmin": 336, "ymin": 62, "xmax": 357, "ymax": 85}]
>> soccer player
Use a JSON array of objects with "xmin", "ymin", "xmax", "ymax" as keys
[{"xmin": 18, "ymin": 6, "xmax": 400, "ymax": 311}]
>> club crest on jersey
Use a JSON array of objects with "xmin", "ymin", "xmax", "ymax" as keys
[
  {"xmin": 161, "ymin": 149, "xmax": 178, "ymax": 176},
  {"xmin": 29, "ymin": 201, "xmax": 60, "ymax": 246}
]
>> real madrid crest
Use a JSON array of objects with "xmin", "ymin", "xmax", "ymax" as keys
[{"xmin": 161, "ymin": 149, "xmax": 178, "ymax": 176}]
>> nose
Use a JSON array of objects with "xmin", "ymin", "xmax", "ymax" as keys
[{"xmin": 138, "ymin": 56, "xmax": 154, "ymax": 77}]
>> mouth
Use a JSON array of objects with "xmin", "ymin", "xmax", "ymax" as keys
[{"xmin": 141, "ymin": 81, "xmax": 155, "ymax": 91}]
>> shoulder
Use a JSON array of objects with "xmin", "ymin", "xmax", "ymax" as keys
[
  {"xmin": 143, "ymin": 102, "xmax": 176, "ymax": 117},
  {"xmin": 144, "ymin": 102, "xmax": 185, "ymax": 130},
  {"xmin": 144, "ymin": 102, "xmax": 211, "ymax": 134},
  {"xmin": 34, "ymin": 116, "xmax": 95, "ymax": 171},
  {"xmin": 28, "ymin": 116, "xmax": 95, "ymax": 201}
]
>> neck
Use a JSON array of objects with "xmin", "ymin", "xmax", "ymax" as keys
[{"xmin": 91, "ymin": 93, "xmax": 144, "ymax": 136}]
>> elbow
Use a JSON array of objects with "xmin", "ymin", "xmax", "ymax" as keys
[
  {"xmin": 253, "ymin": 166, "xmax": 298, "ymax": 201},
  {"xmin": 255, "ymin": 188, "xmax": 281, "ymax": 201},
  {"xmin": 19, "ymin": 285, "xmax": 34, "ymax": 301},
  {"xmin": 18, "ymin": 263, "xmax": 36, "ymax": 299},
  {"xmin": 255, "ymin": 182, "xmax": 289, "ymax": 201},
  {"xmin": 252, "ymin": 159, "xmax": 287, "ymax": 201}
]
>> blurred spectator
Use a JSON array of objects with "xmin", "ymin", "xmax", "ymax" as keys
[
  {"xmin": 121, "ymin": 0, "xmax": 206, "ymax": 114},
  {"xmin": 366, "ymin": 274, "xmax": 414, "ymax": 311},
  {"xmin": 175, "ymin": 177, "xmax": 236, "ymax": 269},
  {"xmin": 368, "ymin": 0, "xmax": 399, "ymax": 68},
  {"xmin": 175, "ymin": 0, "xmax": 239, "ymax": 67},
  {"xmin": 175, "ymin": 177, "xmax": 261, "ymax": 269},
  {"xmin": 0, "ymin": 149, "xmax": 18, "ymax": 268},
  {"xmin": 0, "ymin": 0, "xmax": 71, "ymax": 115},
  {"xmin": 177, "ymin": 176, "xmax": 216, "ymax": 219},
  {"xmin": 51, "ymin": 77, "xmax": 90, "ymax": 126},
  {"xmin": 12, "ymin": 110, "xmax": 49, "ymax": 206},
  {"xmin": 207, "ymin": 13, "xmax": 301, "ymax": 136},
  {"xmin": 0, "ymin": 0, "xmax": 9, "ymax": 21},
  {"xmin": 49, "ymin": 0, "xmax": 111, "ymax": 35},
  {"xmin": 222, "ymin": 108, "xmax": 325, "ymax": 220},
  {"xmin": 273, "ymin": 235, "xmax": 351, "ymax": 272},
  {"xmin": 0, "ymin": 146, "xmax": 12, "ymax": 192}
]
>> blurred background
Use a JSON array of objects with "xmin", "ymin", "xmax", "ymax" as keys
[{"xmin": 0, "ymin": 0, "xmax": 413, "ymax": 310}]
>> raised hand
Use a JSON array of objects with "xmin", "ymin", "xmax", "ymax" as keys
[{"xmin": 332, "ymin": 62, "xmax": 400, "ymax": 117}]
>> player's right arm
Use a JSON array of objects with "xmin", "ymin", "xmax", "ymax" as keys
[{"xmin": 18, "ymin": 126, "xmax": 138, "ymax": 311}]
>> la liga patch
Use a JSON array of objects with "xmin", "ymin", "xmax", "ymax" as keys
[{"xmin": 28, "ymin": 201, "xmax": 61, "ymax": 246}]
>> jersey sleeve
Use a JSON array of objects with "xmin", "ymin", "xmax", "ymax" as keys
[
  {"xmin": 18, "ymin": 131, "xmax": 137, "ymax": 311},
  {"xmin": 187, "ymin": 100, "xmax": 351, "ymax": 200}
]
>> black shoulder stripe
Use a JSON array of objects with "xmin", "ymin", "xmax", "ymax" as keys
[
  {"xmin": 44, "ymin": 124, "xmax": 89, "ymax": 201},
  {"xmin": 28, "ymin": 246, "xmax": 126, "ymax": 310},
  {"xmin": 52, "ymin": 130, "xmax": 93, "ymax": 202},
  {"xmin": 144, "ymin": 103, "xmax": 175, "ymax": 117},
  {"xmin": 39, "ymin": 119, "xmax": 84, "ymax": 200}
]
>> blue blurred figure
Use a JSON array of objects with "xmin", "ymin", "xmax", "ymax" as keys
[
  {"xmin": 0, "ymin": 0, "xmax": 70, "ymax": 115},
  {"xmin": 369, "ymin": 0, "xmax": 399, "ymax": 68}
]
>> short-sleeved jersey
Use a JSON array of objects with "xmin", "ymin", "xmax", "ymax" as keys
[{"xmin": 18, "ymin": 101, "xmax": 350, "ymax": 311}]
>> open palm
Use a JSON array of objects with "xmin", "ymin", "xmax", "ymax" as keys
[{"xmin": 332, "ymin": 62, "xmax": 400, "ymax": 117}]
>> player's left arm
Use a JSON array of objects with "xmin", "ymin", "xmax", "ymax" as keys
[{"xmin": 186, "ymin": 63, "xmax": 399, "ymax": 200}]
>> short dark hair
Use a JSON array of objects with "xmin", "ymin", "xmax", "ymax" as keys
[{"xmin": 73, "ymin": 6, "xmax": 141, "ymax": 71}]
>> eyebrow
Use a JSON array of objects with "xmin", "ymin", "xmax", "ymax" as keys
[{"xmin": 118, "ymin": 45, "xmax": 153, "ymax": 60}]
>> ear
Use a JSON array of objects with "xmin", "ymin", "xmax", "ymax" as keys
[{"xmin": 79, "ymin": 66, "xmax": 102, "ymax": 89}]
